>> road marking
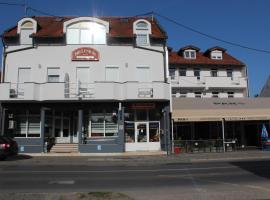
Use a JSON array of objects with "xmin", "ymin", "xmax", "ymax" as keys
[
  {"xmin": 0, "ymin": 166, "xmax": 237, "ymax": 174},
  {"xmin": 48, "ymin": 180, "xmax": 75, "ymax": 185}
]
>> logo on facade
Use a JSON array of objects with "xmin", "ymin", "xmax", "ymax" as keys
[{"xmin": 71, "ymin": 47, "xmax": 100, "ymax": 61}]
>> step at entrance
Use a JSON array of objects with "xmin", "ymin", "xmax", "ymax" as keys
[{"xmin": 50, "ymin": 143, "xmax": 79, "ymax": 153}]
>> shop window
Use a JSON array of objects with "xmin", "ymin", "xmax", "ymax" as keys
[
  {"xmin": 14, "ymin": 111, "xmax": 41, "ymax": 138},
  {"xmin": 125, "ymin": 122, "xmax": 135, "ymax": 143},
  {"xmin": 149, "ymin": 122, "xmax": 160, "ymax": 142},
  {"xmin": 105, "ymin": 113, "xmax": 118, "ymax": 137},
  {"xmin": 124, "ymin": 110, "xmax": 135, "ymax": 121},
  {"xmin": 90, "ymin": 113, "xmax": 105, "ymax": 137},
  {"xmin": 90, "ymin": 109, "xmax": 118, "ymax": 137}
]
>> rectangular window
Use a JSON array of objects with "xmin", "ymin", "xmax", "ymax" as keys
[
  {"xmin": 211, "ymin": 69, "xmax": 218, "ymax": 77},
  {"xmin": 90, "ymin": 112, "xmax": 105, "ymax": 137},
  {"xmin": 136, "ymin": 66, "xmax": 150, "ymax": 82},
  {"xmin": 20, "ymin": 29, "xmax": 33, "ymax": 45},
  {"xmin": 80, "ymin": 29, "xmax": 93, "ymax": 44},
  {"xmin": 47, "ymin": 68, "xmax": 60, "ymax": 82},
  {"xmin": 18, "ymin": 68, "xmax": 31, "ymax": 83},
  {"xmin": 194, "ymin": 68, "xmax": 200, "ymax": 77},
  {"xmin": 212, "ymin": 92, "xmax": 219, "ymax": 98},
  {"xmin": 184, "ymin": 50, "xmax": 196, "ymax": 59},
  {"xmin": 136, "ymin": 34, "xmax": 148, "ymax": 46},
  {"xmin": 195, "ymin": 92, "xmax": 202, "ymax": 98},
  {"xmin": 125, "ymin": 122, "xmax": 135, "ymax": 143},
  {"xmin": 180, "ymin": 92, "xmax": 187, "ymax": 98},
  {"xmin": 149, "ymin": 122, "xmax": 160, "ymax": 142},
  {"xmin": 179, "ymin": 68, "xmax": 186, "ymax": 76},
  {"xmin": 228, "ymin": 92, "xmax": 234, "ymax": 98},
  {"xmin": 227, "ymin": 69, "xmax": 233, "ymax": 78},
  {"xmin": 90, "ymin": 109, "xmax": 118, "ymax": 138},
  {"xmin": 105, "ymin": 66, "xmax": 119, "ymax": 82},
  {"xmin": 211, "ymin": 51, "xmax": 223, "ymax": 60},
  {"xmin": 66, "ymin": 29, "xmax": 79, "ymax": 44},
  {"xmin": 14, "ymin": 112, "xmax": 41, "ymax": 138},
  {"xmin": 169, "ymin": 68, "xmax": 176, "ymax": 80}
]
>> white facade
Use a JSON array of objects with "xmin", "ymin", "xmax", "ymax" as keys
[
  {"xmin": 170, "ymin": 47, "xmax": 248, "ymax": 98},
  {"xmin": 0, "ymin": 16, "xmax": 171, "ymax": 153}
]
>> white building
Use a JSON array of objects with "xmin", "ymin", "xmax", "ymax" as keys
[
  {"xmin": 0, "ymin": 16, "xmax": 171, "ymax": 153},
  {"xmin": 169, "ymin": 45, "xmax": 248, "ymax": 98}
]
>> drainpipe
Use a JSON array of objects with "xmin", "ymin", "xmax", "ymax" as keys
[
  {"xmin": 1, "ymin": 39, "xmax": 6, "ymax": 83},
  {"xmin": 222, "ymin": 118, "xmax": 226, "ymax": 152}
]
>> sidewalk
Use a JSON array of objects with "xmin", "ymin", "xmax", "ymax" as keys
[{"xmin": 3, "ymin": 150, "xmax": 269, "ymax": 166}]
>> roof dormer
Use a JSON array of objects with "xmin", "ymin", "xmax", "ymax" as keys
[
  {"xmin": 178, "ymin": 45, "xmax": 200, "ymax": 59},
  {"xmin": 133, "ymin": 19, "xmax": 152, "ymax": 46},
  {"xmin": 17, "ymin": 18, "xmax": 37, "ymax": 45},
  {"xmin": 205, "ymin": 46, "xmax": 226, "ymax": 60}
]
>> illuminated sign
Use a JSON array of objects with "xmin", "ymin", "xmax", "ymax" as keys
[{"xmin": 72, "ymin": 47, "xmax": 99, "ymax": 61}]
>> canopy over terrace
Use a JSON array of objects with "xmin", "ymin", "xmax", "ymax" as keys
[{"xmin": 172, "ymin": 98, "xmax": 270, "ymax": 122}]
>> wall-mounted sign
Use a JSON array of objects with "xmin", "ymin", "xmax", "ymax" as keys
[
  {"xmin": 131, "ymin": 103, "xmax": 156, "ymax": 110},
  {"xmin": 138, "ymin": 88, "xmax": 153, "ymax": 98},
  {"xmin": 71, "ymin": 47, "xmax": 99, "ymax": 61}
]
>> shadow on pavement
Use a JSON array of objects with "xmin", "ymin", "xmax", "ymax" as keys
[
  {"xmin": 4, "ymin": 154, "xmax": 32, "ymax": 161},
  {"xmin": 231, "ymin": 160, "xmax": 270, "ymax": 179}
]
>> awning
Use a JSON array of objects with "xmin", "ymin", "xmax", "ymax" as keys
[{"xmin": 172, "ymin": 98, "xmax": 270, "ymax": 122}]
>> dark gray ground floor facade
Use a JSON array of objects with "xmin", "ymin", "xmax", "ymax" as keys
[{"xmin": 0, "ymin": 101, "xmax": 171, "ymax": 153}]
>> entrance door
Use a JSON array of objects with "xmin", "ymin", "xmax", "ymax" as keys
[
  {"xmin": 136, "ymin": 122, "xmax": 148, "ymax": 144},
  {"xmin": 54, "ymin": 113, "xmax": 71, "ymax": 143}
]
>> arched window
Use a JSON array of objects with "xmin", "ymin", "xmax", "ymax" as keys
[
  {"xmin": 21, "ymin": 21, "xmax": 34, "ymax": 29},
  {"xmin": 135, "ymin": 21, "xmax": 149, "ymax": 30},
  {"xmin": 133, "ymin": 20, "xmax": 151, "ymax": 46},
  {"xmin": 66, "ymin": 21, "xmax": 106, "ymax": 44}
]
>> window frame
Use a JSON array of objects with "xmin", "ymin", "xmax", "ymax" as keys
[
  {"xmin": 47, "ymin": 67, "xmax": 60, "ymax": 83},
  {"xmin": 183, "ymin": 50, "xmax": 196, "ymax": 59}
]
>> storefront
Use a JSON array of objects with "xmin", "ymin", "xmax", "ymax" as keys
[{"xmin": 172, "ymin": 98, "xmax": 270, "ymax": 151}]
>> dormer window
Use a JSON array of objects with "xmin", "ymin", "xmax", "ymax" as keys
[
  {"xmin": 184, "ymin": 50, "xmax": 196, "ymax": 59},
  {"xmin": 211, "ymin": 50, "xmax": 222, "ymax": 60},
  {"xmin": 66, "ymin": 22, "xmax": 106, "ymax": 44},
  {"xmin": 136, "ymin": 21, "xmax": 148, "ymax": 30},
  {"xmin": 133, "ymin": 19, "xmax": 151, "ymax": 46},
  {"xmin": 17, "ymin": 18, "xmax": 37, "ymax": 45}
]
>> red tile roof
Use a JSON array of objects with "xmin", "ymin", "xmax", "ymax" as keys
[
  {"xmin": 2, "ymin": 16, "xmax": 167, "ymax": 39},
  {"xmin": 169, "ymin": 50, "xmax": 245, "ymax": 66}
]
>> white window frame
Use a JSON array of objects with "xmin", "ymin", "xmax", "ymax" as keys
[
  {"xmin": 184, "ymin": 50, "xmax": 196, "ymax": 59},
  {"xmin": 47, "ymin": 67, "xmax": 60, "ymax": 83},
  {"xmin": 211, "ymin": 51, "xmax": 223, "ymax": 60},
  {"xmin": 136, "ymin": 34, "xmax": 149, "ymax": 46},
  {"xmin": 136, "ymin": 66, "xmax": 151, "ymax": 82},
  {"xmin": 105, "ymin": 66, "xmax": 119, "ymax": 82},
  {"xmin": 66, "ymin": 22, "xmax": 107, "ymax": 45}
]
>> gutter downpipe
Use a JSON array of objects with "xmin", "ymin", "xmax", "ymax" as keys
[{"xmin": 222, "ymin": 118, "xmax": 226, "ymax": 152}]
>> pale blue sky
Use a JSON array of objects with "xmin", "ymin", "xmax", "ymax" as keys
[{"xmin": 1, "ymin": 0, "xmax": 270, "ymax": 96}]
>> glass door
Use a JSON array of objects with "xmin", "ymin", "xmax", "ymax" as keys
[
  {"xmin": 54, "ymin": 113, "xmax": 71, "ymax": 143},
  {"xmin": 136, "ymin": 122, "xmax": 148, "ymax": 143}
]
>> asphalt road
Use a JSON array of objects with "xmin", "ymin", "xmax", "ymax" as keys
[{"xmin": 1, "ymin": 156, "xmax": 270, "ymax": 200}]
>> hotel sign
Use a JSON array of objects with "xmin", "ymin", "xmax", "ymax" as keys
[
  {"xmin": 131, "ymin": 103, "xmax": 156, "ymax": 110},
  {"xmin": 72, "ymin": 47, "xmax": 99, "ymax": 61}
]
